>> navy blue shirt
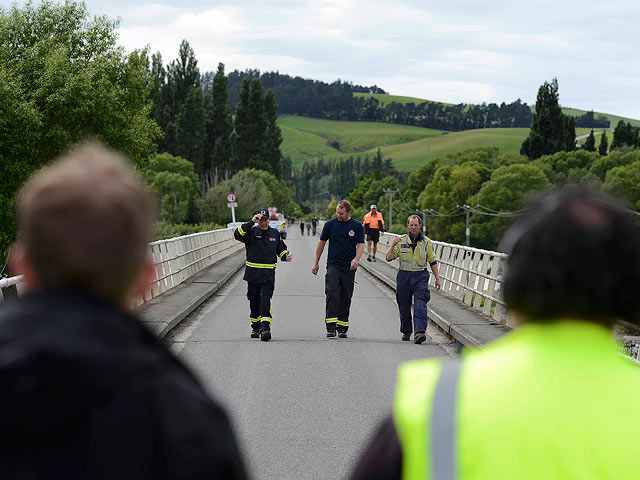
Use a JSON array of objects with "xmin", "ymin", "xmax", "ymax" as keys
[{"xmin": 320, "ymin": 217, "xmax": 365, "ymax": 269}]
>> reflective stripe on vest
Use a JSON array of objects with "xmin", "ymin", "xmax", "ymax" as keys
[
  {"xmin": 430, "ymin": 360, "xmax": 462, "ymax": 480},
  {"xmin": 400, "ymin": 234, "xmax": 427, "ymax": 271}
]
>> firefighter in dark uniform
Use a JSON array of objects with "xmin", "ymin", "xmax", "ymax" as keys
[{"xmin": 234, "ymin": 208, "xmax": 292, "ymax": 341}]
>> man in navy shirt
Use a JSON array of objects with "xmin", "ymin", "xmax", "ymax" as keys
[{"xmin": 311, "ymin": 200, "xmax": 365, "ymax": 338}]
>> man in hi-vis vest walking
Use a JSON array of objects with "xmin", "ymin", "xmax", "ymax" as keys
[{"xmin": 386, "ymin": 215, "xmax": 441, "ymax": 343}]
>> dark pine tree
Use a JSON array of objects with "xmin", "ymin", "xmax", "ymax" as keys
[
  {"xmin": 584, "ymin": 129, "xmax": 596, "ymax": 152},
  {"xmin": 263, "ymin": 89, "xmax": 283, "ymax": 178},
  {"xmin": 521, "ymin": 78, "xmax": 571, "ymax": 159},
  {"xmin": 598, "ymin": 131, "xmax": 609, "ymax": 156},
  {"xmin": 204, "ymin": 62, "xmax": 233, "ymax": 187},
  {"xmin": 232, "ymin": 77, "xmax": 253, "ymax": 171}
]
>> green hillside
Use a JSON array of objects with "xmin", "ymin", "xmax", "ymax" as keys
[
  {"xmin": 319, "ymin": 128, "xmax": 532, "ymax": 171},
  {"xmin": 279, "ymin": 124, "xmax": 339, "ymax": 163},
  {"xmin": 279, "ymin": 114, "xmax": 597, "ymax": 172},
  {"xmin": 355, "ymin": 93, "xmax": 640, "ymax": 127},
  {"xmin": 353, "ymin": 92, "xmax": 454, "ymax": 107},
  {"xmin": 560, "ymin": 107, "xmax": 640, "ymax": 128},
  {"xmin": 278, "ymin": 115, "xmax": 445, "ymax": 165}
]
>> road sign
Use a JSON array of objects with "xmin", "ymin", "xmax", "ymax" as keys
[
  {"xmin": 227, "ymin": 193, "xmax": 236, "ymax": 203},
  {"xmin": 227, "ymin": 202, "xmax": 238, "ymax": 208}
]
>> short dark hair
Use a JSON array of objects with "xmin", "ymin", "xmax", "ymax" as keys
[
  {"xmin": 337, "ymin": 199, "xmax": 352, "ymax": 213},
  {"xmin": 502, "ymin": 189, "xmax": 640, "ymax": 325}
]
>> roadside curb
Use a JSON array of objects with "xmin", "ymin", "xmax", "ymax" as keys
[
  {"xmin": 359, "ymin": 257, "xmax": 509, "ymax": 348},
  {"xmin": 136, "ymin": 251, "xmax": 245, "ymax": 339}
]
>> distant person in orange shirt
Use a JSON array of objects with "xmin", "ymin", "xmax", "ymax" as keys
[{"xmin": 363, "ymin": 204, "xmax": 385, "ymax": 262}]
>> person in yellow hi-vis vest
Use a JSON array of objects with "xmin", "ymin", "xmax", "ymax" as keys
[
  {"xmin": 386, "ymin": 214, "xmax": 441, "ymax": 344},
  {"xmin": 350, "ymin": 189, "xmax": 640, "ymax": 480}
]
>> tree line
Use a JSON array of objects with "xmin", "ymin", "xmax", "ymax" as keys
[
  {"xmin": 292, "ymin": 149, "xmax": 399, "ymax": 212},
  {"xmin": 149, "ymin": 41, "xmax": 284, "ymax": 192}
]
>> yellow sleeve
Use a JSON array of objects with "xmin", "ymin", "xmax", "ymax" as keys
[
  {"xmin": 393, "ymin": 240, "xmax": 402, "ymax": 259},
  {"xmin": 425, "ymin": 238, "xmax": 436, "ymax": 263}
]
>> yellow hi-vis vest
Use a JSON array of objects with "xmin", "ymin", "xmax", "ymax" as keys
[
  {"xmin": 394, "ymin": 234, "xmax": 436, "ymax": 271},
  {"xmin": 394, "ymin": 321, "xmax": 640, "ymax": 480}
]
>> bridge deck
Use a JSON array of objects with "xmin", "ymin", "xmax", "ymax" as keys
[{"xmin": 136, "ymin": 226, "xmax": 502, "ymax": 479}]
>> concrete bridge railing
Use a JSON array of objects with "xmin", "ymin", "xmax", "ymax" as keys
[
  {"xmin": 0, "ymin": 227, "xmax": 243, "ymax": 304},
  {"xmin": 378, "ymin": 233, "xmax": 515, "ymax": 328}
]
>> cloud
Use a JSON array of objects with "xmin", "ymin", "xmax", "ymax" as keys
[{"xmin": 104, "ymin": 0, "xmax": 640, "ymax": 118}]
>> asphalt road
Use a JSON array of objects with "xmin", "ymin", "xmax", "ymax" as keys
[{"xmin": 166, "ymin": 225, "xmax": 451, "ymax": 480}]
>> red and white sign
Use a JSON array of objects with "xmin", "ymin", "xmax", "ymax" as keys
[{"xmin": 227, "ymin": 193, "xmax": 236, "ymax": 203}]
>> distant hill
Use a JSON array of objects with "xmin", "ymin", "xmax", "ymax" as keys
[
  {"xmin": 355, "ymin": 93, "xmax": 640, "ymax": 128},
  {"xmin": 279, "ymin": 115, "xmax": 596, "ymax": 171},
  {"xmin": 278, "ymin": 115, "xmax": 444, "ymax": 165}
]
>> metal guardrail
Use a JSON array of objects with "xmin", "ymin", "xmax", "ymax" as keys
[
  {"xmin": 0, "ymin": 227, "xmax": 243, "ymax": 305},
  {"xmin": 0, "ymin": 275, "xmax": 24, "ymax": 302},
  {"xmin": 378, "ymin": 233, "xmax": 515, "ymax": 327}
]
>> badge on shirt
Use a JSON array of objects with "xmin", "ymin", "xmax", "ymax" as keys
[
  {"xmin": 269, "ymin": 237, "xmax": 276, "ymax": 242},
  {"xmin": 349, "ymin": 230, "xmax": 355, "ymax": 237}
]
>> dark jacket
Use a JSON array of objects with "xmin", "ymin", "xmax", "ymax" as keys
[
  {"xmin": 0, "ymin": 289, "xmax": 249, "ymax": 480},
  {"xmin": 349, "ymin": 415, "xmax": 402, "ymax": 480},
  {"xmin": 234, "ymin": 221, "xmax": 288, "ymax": 283}
]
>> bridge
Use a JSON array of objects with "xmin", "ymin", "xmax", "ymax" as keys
[{"xmin": 0, "ymin": 223, "xmax": 607, "ymax": 479}]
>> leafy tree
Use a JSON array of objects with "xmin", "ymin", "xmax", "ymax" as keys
[
  {"xmin": 532, "ymin": 150, "xmax": 600, "ymax": 186},
  {"xmin": 468, "ymin": 164, "xmax": 551, "ymax": 250},
  {"xmin": 599, "ymin": 131, "xmax": 609, "ymax": 156},
  {"xmin": 521, "ymin": 78, "xmax": 573, "ymax": 159},
  {"xmin": 589, "ymin": 150, "xmax": 640, "ymax": 181},
  {"xmin": 584, "ymin": 130, "xmax": 596, "ymax": 152},
  {"xmin": 0, "ymin": 1, "xmax": 160, "ymax": 265},
  {"xmin": 144, "ymin": 153, "xmax": 199, "ymax": 224},
  {"xmin": 417, "ymin": 162, "xmax": 487, "ymax": 243},
  {"xmin": 200, "ymin": 169, "xmax": 271, "ymax": 224},
  {"xmin": 603, "ymin": 161, "xmax": 640, "ymax": 210}
]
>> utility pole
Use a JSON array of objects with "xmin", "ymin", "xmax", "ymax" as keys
[
  {"xmin": 383, "ymin": 188, "xmax": 399, "ymax": 227},
  {"xmin": 462, "ymin": 204, "xmax": 470, "ymax": 247}
]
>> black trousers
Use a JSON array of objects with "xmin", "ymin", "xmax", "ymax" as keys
[
  {"xmin": 325, "ymin": 265, "xmax": 356, "ymax": 333},
  {"xmin": 247, "ymin": 274, "xmax": 275, "ymax": 331}
]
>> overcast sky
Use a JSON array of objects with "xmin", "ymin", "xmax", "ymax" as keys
[{"xmin": 4, "ymin": 0, "xmax": 640, "ymax": 119}]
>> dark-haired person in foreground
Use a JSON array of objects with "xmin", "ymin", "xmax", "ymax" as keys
[
  {"xmin": 0, "ymin": 143, "xmax": 248, "ymax": 479},
  {"xmin": 351, "ymin": 189, "xmax": 640, "ymax": 480}
]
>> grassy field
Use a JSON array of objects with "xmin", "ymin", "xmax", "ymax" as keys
[
  {"xmin": 317, "ymin": 128, "xmax": 532, "ymax": 171},
  {"xmin": 279, "ymin": 124, "xmax": 340, "ymax": 164},
  {"xmin": 280, "ymin": 114, "xmax": 597, "ymax": 172},
  {"xmin": 353, "ymin": 92, "xmax": 454, "ymax": 107},
  {"xmin": 278, "ymin": 115, "xmax": 445, "ymax": 165}
]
